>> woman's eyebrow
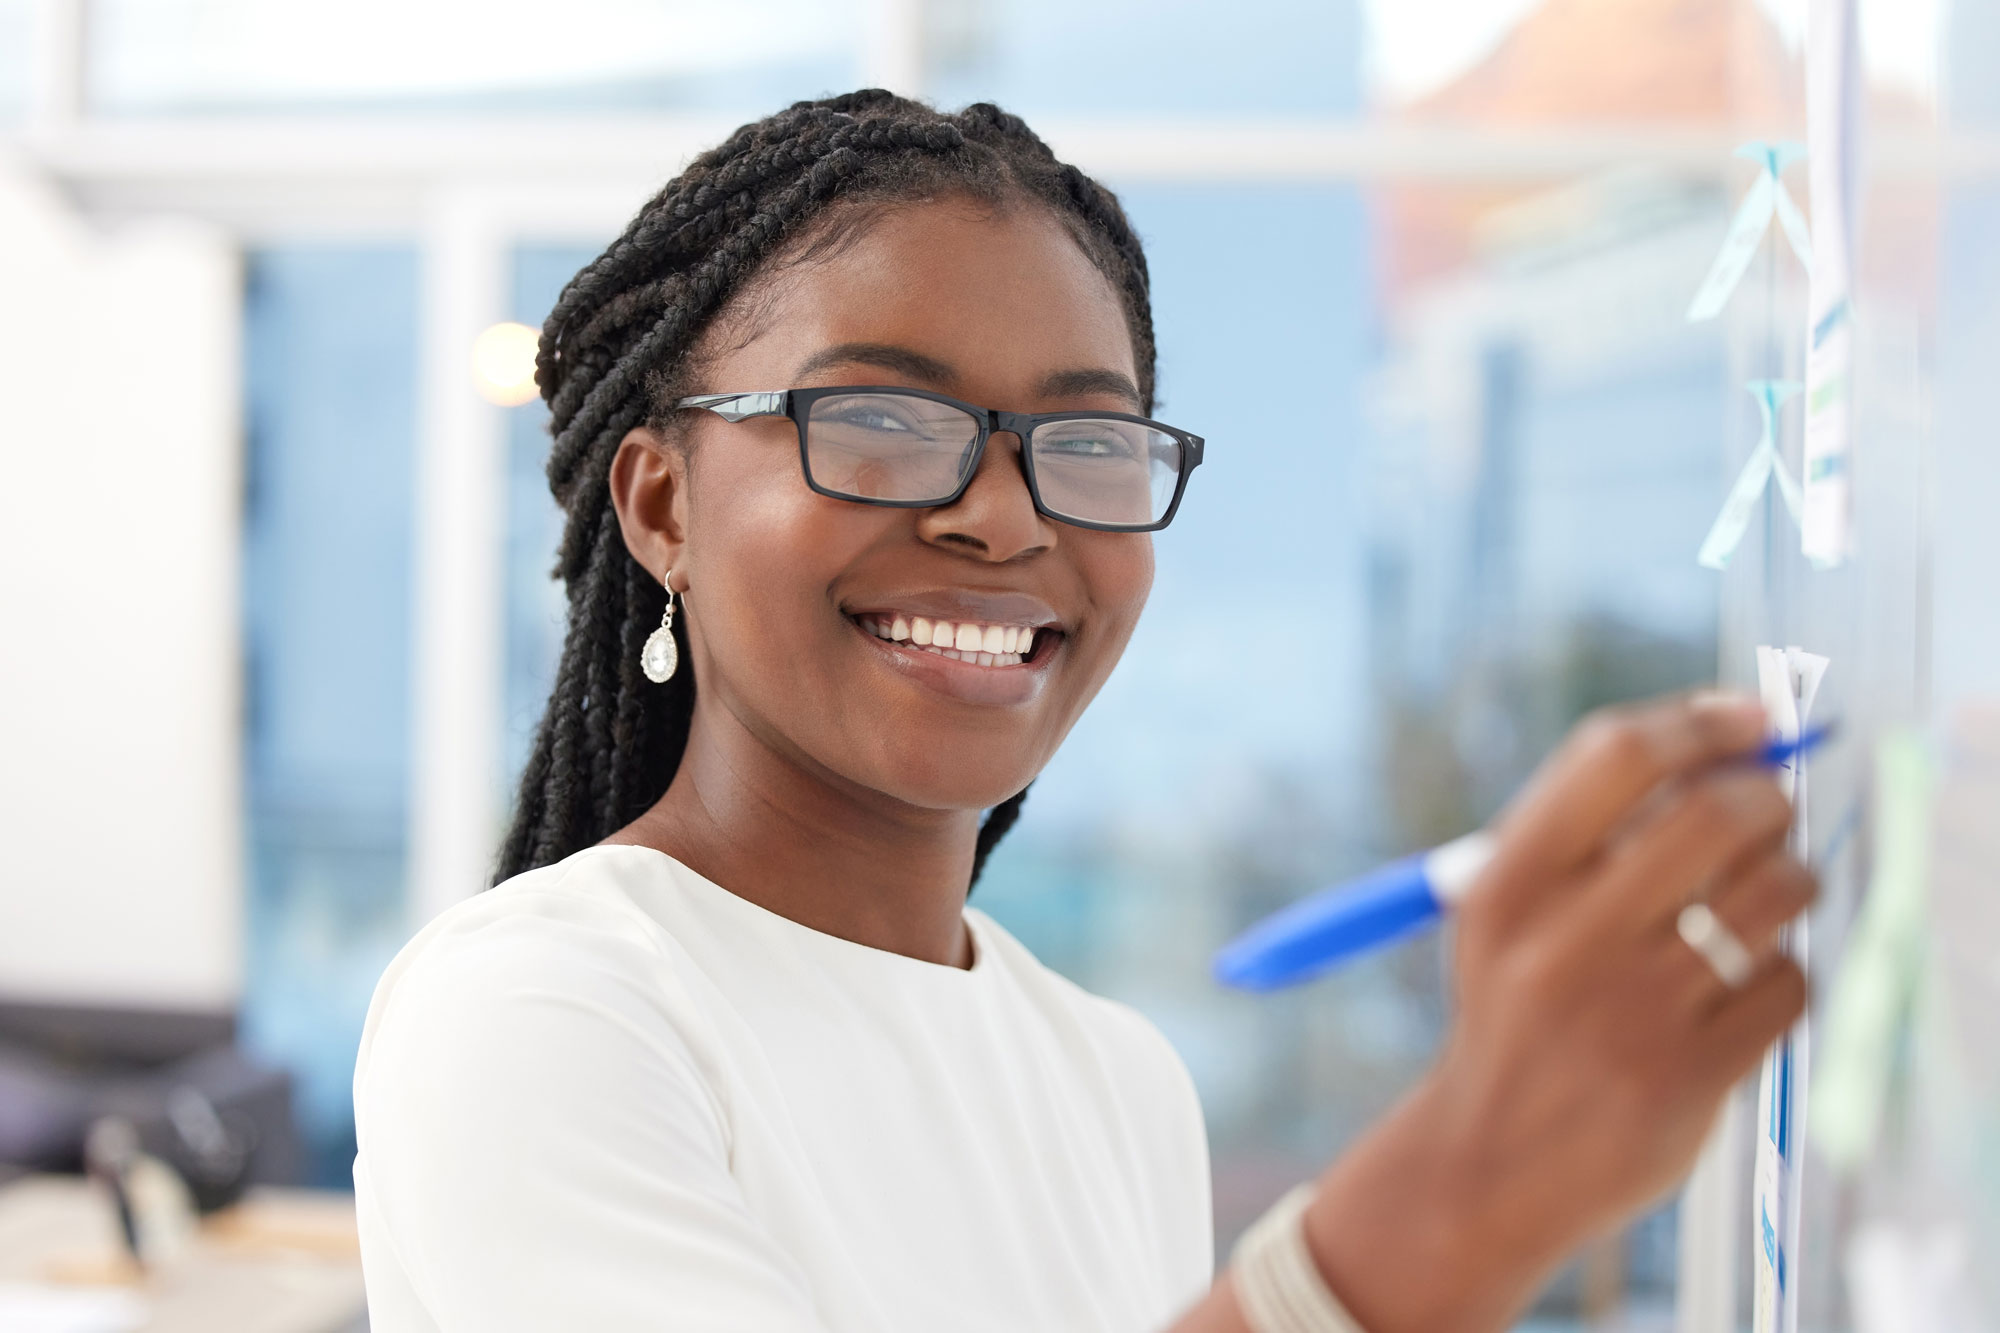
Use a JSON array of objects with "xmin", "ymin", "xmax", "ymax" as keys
[
  {"xmin": 1038, "ymin": 368, "xmax": 1143, "ymax": 409},
  {"xmin": 792, "ymin": 345, "xmax": 1142, "ymax": 410},
  {"xmin": 794, "ymin": 342, "xmax": 957, "ymax": 386}
]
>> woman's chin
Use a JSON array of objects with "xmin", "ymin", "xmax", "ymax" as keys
[{"xmin": 847, "ymin": 756, "xmax": 1044, "ymax": 822}]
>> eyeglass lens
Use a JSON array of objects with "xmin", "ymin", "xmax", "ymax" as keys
[{"xmin": 804, "ymin": 391, "xmax": 1183, "ymax": 528}]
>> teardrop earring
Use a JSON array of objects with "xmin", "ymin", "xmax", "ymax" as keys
[{"xmin": 640, "ymin": 572, "xmax": 680, "ymax": 683}]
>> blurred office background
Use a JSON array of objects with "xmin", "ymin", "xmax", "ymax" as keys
[{"xmin": 1, "ymin": 0, "xmax": 1990, "ymax": 1328}]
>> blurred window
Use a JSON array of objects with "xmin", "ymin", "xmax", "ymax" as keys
[
  {"xmin": 241, "ymin": 246, "xmax": 420, "ymax": 1186},
  {"xmin": 87, "ymin": 0, "xmax": 865, "ymax": 116},
  {"xmin": 503, "ymin": 245, "xmax": 599, "ymax": 785},
  {"xmin": 926, "ymin": 0, "xmax": 1361, "ymax": 116},
  {"xmin": 0, "ymin": 0, "xmax": 31, "ymax": 126}
]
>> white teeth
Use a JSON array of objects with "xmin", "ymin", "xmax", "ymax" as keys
[{"xmin": 858, "ymin": 613, "xmax": 1049, "ymax": 666}]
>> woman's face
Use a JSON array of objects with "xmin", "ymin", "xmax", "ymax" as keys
[{"xmin": 616, "ymin": 198, "xmax": 1154, "ymax": 815}]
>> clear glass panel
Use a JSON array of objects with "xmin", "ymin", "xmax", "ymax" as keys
[
  {"xmin": 1029, "ymin": 417, "xmax": 1180, "ymax": 527},
  {"xmin": 86, "ymin": 0, "xmax": 864, "ymax": 116},
  {"xmin": 804, "ymin": 391, "xmax": 983, "ymax": 502}
]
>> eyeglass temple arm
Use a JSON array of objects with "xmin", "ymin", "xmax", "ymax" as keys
[{"xmin": 676, "ymin": 391, "xmax": 789, "ymax": 422}]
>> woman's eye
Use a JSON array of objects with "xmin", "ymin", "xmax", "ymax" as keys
[
  {"xmin": 825, "ymin": 405, "xmax": 919, "ymax": 433},
  {"xmin": 1045, "ymin": 433, "xmax": 1131, "ymax": 459}
]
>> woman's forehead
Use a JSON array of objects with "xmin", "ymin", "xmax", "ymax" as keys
[{"xmin": 703, "ymin": 200, "xmax": 1137, "ymax": 400}]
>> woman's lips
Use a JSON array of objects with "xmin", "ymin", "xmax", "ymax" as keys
[{"xmin": 848, "ymin": 614, "xmax": 1060, "ymax": 706}]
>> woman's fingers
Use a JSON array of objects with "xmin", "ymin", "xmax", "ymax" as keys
[
  {"xmin": 1701, "ymin": 852, "xmax": 1817, "ymax": 968},
  {"xmin": 1568, "ymin": 769, "xmax": 1795, "ymax": 946},
  {"xmin": 1672, "ymin": 851, "xmax": 1817, "ymax": 1011},
  {"xmin": 1475, "ymin": 693, "xmax": 1767, "ymax": 929},
  {"xmin": 1699, "ymin": 956, "xmax": 1810, "ymax": 1080}
]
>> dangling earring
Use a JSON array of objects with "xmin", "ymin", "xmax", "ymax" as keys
[{"xmin": 640, "ymin": 572, "xmax": 680, "ymax": 683}]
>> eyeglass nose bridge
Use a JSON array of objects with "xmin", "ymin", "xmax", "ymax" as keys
[
  {"xmin": 987, "ymin": 409, "xmax": 1040, "ymax": 439},
  {"xmin": 946, "ymin": 410, "xmax": 1042, "ymax": 507}
]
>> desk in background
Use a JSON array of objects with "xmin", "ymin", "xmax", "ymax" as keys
[{"xmin": 0, "ymin": 1174, "xmax": 365, "ymax": 1333}]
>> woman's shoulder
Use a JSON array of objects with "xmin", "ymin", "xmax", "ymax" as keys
[
  {"xmin": 354, "ymin": 847, "xmax": 705, "ymax": 1082},
  {"xmin": 350, "ymin": 847, "xmax": 739, "ymax": 1234},
  {"xmin": 382, "ymin": 845, "xmax": 676, "ymax": 977}
]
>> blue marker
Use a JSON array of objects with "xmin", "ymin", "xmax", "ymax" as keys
[{"xmin": 1213, "ymin": 722, "xmax": 1836, "ymax": 992}]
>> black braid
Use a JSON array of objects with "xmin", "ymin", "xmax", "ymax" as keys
[{"xmin": 496, "ymin": 92, "xmax": 1157, "ymax": 893}]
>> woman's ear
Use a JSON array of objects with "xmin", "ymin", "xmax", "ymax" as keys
[{"xmin": 608, "ymin": 426, "xmax": 690, "ymax": 586}]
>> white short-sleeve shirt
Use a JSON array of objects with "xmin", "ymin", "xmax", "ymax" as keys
[{"xmin": 352, "ymin": 845, "xmax": 1214, "ymax": 1332}]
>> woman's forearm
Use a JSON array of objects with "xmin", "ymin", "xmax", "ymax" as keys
[
  {"xmin": 1162, "ymin": 1077, "xmax": 1540, "ymax": 1333},
  {"xmin": 1295, "ymin": 1078, "xmax": 1545, "ymax": 1333}
]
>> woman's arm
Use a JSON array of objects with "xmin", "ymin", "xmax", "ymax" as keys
[{"xmin": 1164, "ymin": 693, "xmax": 1808, "ymax": 1333}]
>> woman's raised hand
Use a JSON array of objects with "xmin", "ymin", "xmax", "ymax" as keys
[{"xmin": 1294, "ymin": 693, "xmax": 1812, "ymax": 1333}]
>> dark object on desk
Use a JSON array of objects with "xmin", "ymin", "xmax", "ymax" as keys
[
  {"xmin": 0, "ymin": 999, "xmax": 300, "ymax": 1211},
  {"xmin": 83, "ymin": 1114, "xmax": 144, "ymax": 1262}
]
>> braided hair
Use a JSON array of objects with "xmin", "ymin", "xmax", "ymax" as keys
[{"xmin": 495, "ymin": 90, "xmax": 1158, "ymax": 891}]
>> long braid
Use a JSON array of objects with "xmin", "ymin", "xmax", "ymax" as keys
[{"xmin": 496, "ymin": 92, "xmax": 1158, "ymax": 890}]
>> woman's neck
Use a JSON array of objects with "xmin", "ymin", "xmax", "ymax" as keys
[{"xmin": 608, "ymin": 706, "xmax": 982, "ymax": 970}]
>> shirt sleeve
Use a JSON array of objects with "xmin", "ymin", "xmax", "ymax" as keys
[{"xmin": 353, "ymin": 896, "xmax": 830, "ymax": 1332}]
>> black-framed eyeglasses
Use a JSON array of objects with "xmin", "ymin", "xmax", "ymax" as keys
[{"xmin": 676, "ymin": 386, "xmax": 1205, "ymax": 533}]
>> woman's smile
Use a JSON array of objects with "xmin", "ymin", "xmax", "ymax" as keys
[{"xmin": 843, "ymin": 591, "xmax": 1068, "ymax": 707}]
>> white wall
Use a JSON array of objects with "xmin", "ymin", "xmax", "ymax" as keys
[{"xmin": 0, "ymin": 150, "xmax": 242, "ymax": 1011}]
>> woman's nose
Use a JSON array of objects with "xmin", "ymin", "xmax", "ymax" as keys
[{"xmin": 915, "ymin": 431, "xmax": 1055, "ymax": 561}]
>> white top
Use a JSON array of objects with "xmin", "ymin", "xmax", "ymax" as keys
[{"xmin": 352, "ymin": 845, "xmax": 1215, "ymax": 1332}]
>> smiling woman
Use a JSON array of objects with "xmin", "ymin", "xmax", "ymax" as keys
[
  {"xmin": 597, "ymin": 193, "xmax": 1167, "ymax": 918},
  {"xmin": 351, "ymin": 91, "xmax": 1814, "ymax": 1333}
]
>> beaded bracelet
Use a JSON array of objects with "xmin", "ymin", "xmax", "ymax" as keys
[{"xmin": 1228, "ymin": 1184, "xmax": 1368, "ymax": 1333}]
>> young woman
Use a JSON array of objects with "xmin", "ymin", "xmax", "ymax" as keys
[{"xmin": 353, "ymin": 92, "xmax": 1811, "ymax": 1333}]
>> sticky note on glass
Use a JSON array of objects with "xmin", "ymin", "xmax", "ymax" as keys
[
  {"xmin": 1810, "ymin": 731, "xmax": 1932, "ymax": 1172},
  {"xmin": 1699, "ymin": 380, "xmax": 1804, "ymax": 570},
  {"xmin": 1687, "ymin": 141, "xmax": 1813, "ymax": 323}
]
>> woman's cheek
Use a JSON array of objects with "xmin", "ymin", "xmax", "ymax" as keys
[{"xmin": 1086, "ymin": 540, "xmax": 1154, "ymax": 670}]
